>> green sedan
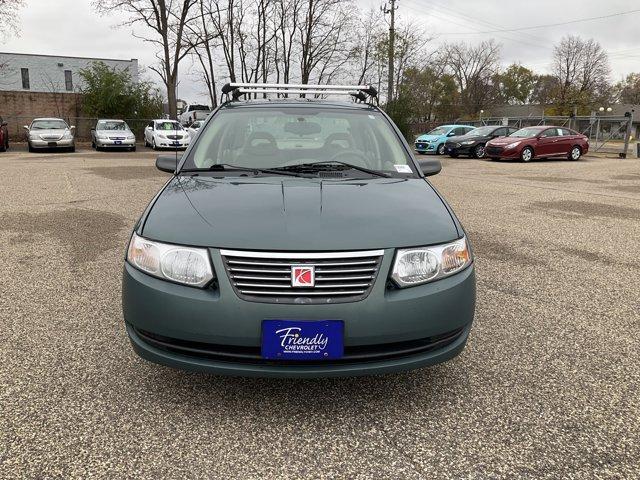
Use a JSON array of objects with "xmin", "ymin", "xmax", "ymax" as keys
[{"xmin": 123, "ymin": 83, "xmax": 476, "ymax": 377}]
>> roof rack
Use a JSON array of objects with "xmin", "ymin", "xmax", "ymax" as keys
[{"xmin": 221, "ymin": 83, "xmax": 378, "ymax": 104}]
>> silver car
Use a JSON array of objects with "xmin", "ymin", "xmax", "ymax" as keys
[
  {"xmin": 25, "ymin": 118, "xmax": 75, "ymax": 152},
  {"xmin": 92, "ymin": 119, "xmax": 136, "ymax": 151}
]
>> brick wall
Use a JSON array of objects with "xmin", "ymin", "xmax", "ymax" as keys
[{"xmin": 0, "ymin": 90, "xmax": 83, "ymax": 140}]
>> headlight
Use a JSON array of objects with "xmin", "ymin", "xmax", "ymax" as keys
[
  {"xmin": 504, "ymin": 141, "xmax": 520, "ymax": 149},
  {"xmin": 127, "ymin": 135, "xmax": 135, "ymax": 140},
  {"xmin": 158, "ymin": 134, "xmax": 167, "ymax": 139},
  {"xmin": 391, "ymin": 237, "xmax": 472, "ymax": 287},
  {"xmin": 126, "ymin": 233, "xmax": 214, "ymax": 287},
  {"xmin": 96, "ymin": 134, "xmax": 107, "ymax": 140},
  {"xmin": 461, "ymin": 140, "xmax": 475, "ymax": 145},
  {"xmin": 63, "ymin": 131, "xmax": 73, "ymax": 140}
]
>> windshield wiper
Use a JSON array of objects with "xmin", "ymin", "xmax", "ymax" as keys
[
  {"xmin": 181, "ymin": 163, "xmax": 305, "ymax": 177},
  {"xmin": 276, "ymin": 161, "xmax": 391, "ymax": 178}
]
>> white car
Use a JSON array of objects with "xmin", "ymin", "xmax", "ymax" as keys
[
  {"xmin": 92, "ymin": 119, "xmax": 136, "ymax": 151},
  {"xmin": 186, "ymin": 120, "xmax": 203, "ymax": 139},
  {"xmin": 143, "ymin": 120, "xmax": 190, "ymax": 150}
]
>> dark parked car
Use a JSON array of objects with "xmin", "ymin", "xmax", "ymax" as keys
[
  {"xmin": 0, "ymin": 116, "xmax": 8, "ymax": 152},
  {"xmin": 485, "ymin": 126, "xmax": 589, "ymax": 162},
  {"xmin": 445, "ymin": 125, "xmax": 518, "ymax": 159},
  {"xmin": 122, "ymin": 83, "xmax": 476, "ymax": 378}
]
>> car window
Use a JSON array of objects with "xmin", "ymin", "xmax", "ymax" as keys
[
  {"xmin": 31, "ymin": 120, "xmax": 68, "ymax": 130},
  {"xmin": 559, "ymin": 128, "xmax": 573, "ymax": 136},
  {"xmin": 97, "ymin": 121, "xmax": 127, "ymax": 131},
  {"xmin": 454, "ymin": 127, "xmax": 467, "ymax": 135},
  {"xmin": 464, "ymin": 127, "xmax": 474, "ymax": 134},
  {"xmin": 540, "ymin": 128, "xmax": 559, "ymax": 138},
  {"xmin": 156, "ymin": 121, "xmax": 183, "ymax": 131},
  {"xmin": 186, "ymin": 107, "xmax": 413, "ymax": 174},
  {"xmin": 510, "ymin": 128, "xmax": 543, "ymax": 138},
  {"xmin": 493, "ymin": 127, "xmax": 507, "ymax": 136},
  {"xmin": 426, "ymin": 126, "xmax": 449, "ymax": 136}
]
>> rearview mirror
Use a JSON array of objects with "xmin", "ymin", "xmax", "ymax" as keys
[
  {"xmin": 156, "ymin": 155, "xmax": 179, "ymax": 173},
  {"xmin": 416, "ymin": 158, "xmax": 442, "ymax": 177}
]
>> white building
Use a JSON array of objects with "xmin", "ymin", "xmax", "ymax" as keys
[{"xmin": 0, "ymin": 52, "xmax": 138, "ymax": 93}]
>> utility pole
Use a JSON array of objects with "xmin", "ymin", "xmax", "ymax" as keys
[{"xmin": 381, "ymin": 0, "xmax": 397, "ymax": 105}]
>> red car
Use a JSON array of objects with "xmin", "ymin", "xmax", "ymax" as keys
[
  {"xmin": 0, "ymin": 116, "xmax": 8, "ymax": 152},
  {"xmin": 485, "ymin": 126, "xmax": 589, "ymax": 162}
]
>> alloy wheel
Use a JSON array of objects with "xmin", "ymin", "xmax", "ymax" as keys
[
  {"xmin": 437, "ymin": 144, "xmax": 445, "ymax": 155},
  {"xmin": 521, "ymin": 147, "xmax": 533, "ymax": 162},
  {"xmin": 474, "ymin": 145, "xmax": 485, "ymax": 159},
  {"xmin": 571, "ymin": 147, "xmax": 581, "ymax": 160}
]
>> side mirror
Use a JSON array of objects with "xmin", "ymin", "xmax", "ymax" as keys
[
  {"xmin": 90, "ymin": 127, "xmax": 96, "ymax": 132},
  {"xmin": 70, "ymin": 125, "xmax": 76, "ymax": 131},
  {"xmin": 417, "ymin": 158, "xmax": 442, "ymax": 177},
  {"xmin": 447, "ymin": 132, "xmax": 456, "ymax": 137},
  {"xmin": 156, "ymin": 155, "xmax": 179, "ymax": 173},
  {"xmin": 23, "ymin": 125, "xmax": 29, "ymax": 131},
  {"xmin": 1, "ymin": 122, "xmax": 7, "ymax": 127}
]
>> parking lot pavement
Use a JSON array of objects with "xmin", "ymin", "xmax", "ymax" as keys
[{"xmin": 0, "ymin": 148, "xmax": 638, "ymax": 479}]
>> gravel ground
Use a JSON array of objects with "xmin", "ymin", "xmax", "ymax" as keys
[{"xmin": 0, "ymin": 148, "xmax": 638, "ymax": 479}]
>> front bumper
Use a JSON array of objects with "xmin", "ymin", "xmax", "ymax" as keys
[
  {"xmin": 156, "ymin": 138, "xmax": 190, "ymax": 149},
  {"xmin": 96, "ymin": 138, "xmax": 136, "ymax": 148},
  {"xmin": 415, "ymin": 141, "xmax": 437, "ymax": 154},
  {"xmin": 122, "ymin": 248, "xmax": 476, "ymax": 377},
  {"xmin": 29, "ymin": 138, "xmax": 74, "ymax": 149},
  {"xmin": 445, "ymin": 143, "xmax": 474, "ymax": 156},
  {"xmin": 485, "ymin": 145, "xmax": 520, "ymax": 159}
]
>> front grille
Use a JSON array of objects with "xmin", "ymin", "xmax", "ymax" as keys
[
  {"xmin": 109, "ymin": 136, "xmax": 126, "ymax": 140},
  {"xmin": 134, "ymin": 326, "xmax": 465, "ymax": 365},
  {"xmin": 220, "ymin": 249, "xmax": 384, "ymax": 304},
  {"xmin": 40, "ymin": 135, "xmax": 63, "ymax": 141},
  {"xmin": 167, "ymin": 134, "xmax": 183, "ymax": 140},
  {"xmin": 486, "ymin": 146, "xmax": 504, "ymax": 155}
]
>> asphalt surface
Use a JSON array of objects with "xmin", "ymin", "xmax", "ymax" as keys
[{"xmin": 1, "ymin": 147, "xmax": 639, "ymax": 479}]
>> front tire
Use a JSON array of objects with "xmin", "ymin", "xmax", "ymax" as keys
[
  {"xmin": 437, "ymin": 143, "xmax": 445, "ymax": 155},
  {"xmin": 569, "ymin": 145, "xmax": 582, "ymax": 161},
  {"xmin": 520, "ymin": 147, "xmax": 533, "ymax": 162},
  {"xmin": 152, "ymin": 138, "xmax": 157, "ymax": 150},
  {"xmin": 28, "ymin": 142, "xmax": 34, "ymax": 153},
  {"xmin": 449, "ymin": 152, "xmax": 459, "ymax": 158},
  {"xmin": 131, "ymin": 145, "xmax": 137, "ymax": 152},
  {"xmin": 473, "ymin": 144, "xmax": 486, "ymax": 159}
]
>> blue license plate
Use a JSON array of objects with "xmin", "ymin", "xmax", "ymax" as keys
[
  {"xmin": 261, "ymin": 320, "xmax": 344, "ymax": 360},
  {"xmin": 114, "ymin": 140, "xmax": 122, "ymax": 145}
]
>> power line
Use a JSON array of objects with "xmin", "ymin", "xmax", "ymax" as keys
[{"xmin": 438, "ymin": 8, "xmax": 640, "ymax": 35}]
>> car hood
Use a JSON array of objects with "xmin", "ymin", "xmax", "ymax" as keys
[
  {"xmin": 489, "ymin": 136, "xmax": 530, "ymax": 146},
  {"xmin": 31, "ymin": 128, "xmax": 69, "ymax": 137},
  {"xmin": 446, "ymin": 134, "xmax": 485, "ymax": 143},
  {"xmin": 416, "ymin": 134, "xmax": 442, "ymax": 142},
  {"xmin": 142, "ymin": 176, "xmax": 459, "ymax": 250}
]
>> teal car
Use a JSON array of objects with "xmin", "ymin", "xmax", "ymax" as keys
[
  {"xmin": 123, "ymin": 83, "xmax": 476, "ymax": 378},
  {"xmin": 415, "ymin": 125, "xmax": 475, "ymax": 155}
]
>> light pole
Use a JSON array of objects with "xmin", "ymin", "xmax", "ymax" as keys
[
  {"xmin": 479, "ymin": 109, "xmax": 484, "ymax": 125},
  {"xmin": 595, "ymin": 106, "xmax": 612, "ymax": 147}
]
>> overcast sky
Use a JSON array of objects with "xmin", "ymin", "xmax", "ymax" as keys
[{"xmin": 2, "ymin": 0, "xmax": 639, "ymax": 104}]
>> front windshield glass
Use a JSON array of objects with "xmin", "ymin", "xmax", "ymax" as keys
[
  {"xmin": 184, "ymin": 107, "xmax": 413, "ymax": 174},
  {"xmin": 426, "ymin": 127, "xmax": 448, "ymax": 136},
  {"xmin": 510, "ymin": 128, "xmax": 543, "ymax": 138},
  {"xmin": 31, "ymin": 120, "xmax": 68, "ymax": 130},
  {"xmin": 468, "ymin": 126, "xmax": 495, "ymax": 136},
  {"xmin": 156, "ymin": 121, "xmax": 183, "ymax": 131},
  {"xmin": 97, "ymin": 121, "xmax": 127, "ymax": 131}
]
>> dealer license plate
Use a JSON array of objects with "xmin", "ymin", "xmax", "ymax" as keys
[{"xmin": 261, "ymin": 320, "xmax": 344, "ymax": 361}]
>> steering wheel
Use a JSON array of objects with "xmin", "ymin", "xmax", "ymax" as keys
[{"xmin": 328, "ymin": 149, "xmax": 370, "ymax": 165}]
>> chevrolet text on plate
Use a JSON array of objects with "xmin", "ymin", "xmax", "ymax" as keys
[{"xmin": 122, "ymin": 83, "xmax": 476, "ymax": 378}]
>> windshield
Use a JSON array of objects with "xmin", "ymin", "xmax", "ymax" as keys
[
  {"xmin": 31, "ymin": 120, "xmax": 68, "ymax": 130},
  {"xmin": 510, "ymin": 128, "xmax": 543, "ymax": 138},
  {"xmin": 97, "ymin": 121, "xmax": 128, "ymax": 131},
  {"xmin": 156, "ymin": 121, "xmax": 183, "ymax": 131},
  {"xmin": 426, "ymin": 127, "xmax": 449, "ymax": 136},
  {"xmin": 183, "ymin": 107, "xmax": 413, "ymax": 175},
  {"xmin": 468, "ymin": 126, "xmax": 496, "ymax": 136}
]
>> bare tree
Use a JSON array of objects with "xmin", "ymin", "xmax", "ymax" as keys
[
  {"xmin": 551, "ymin": 35, "xmax": 610, "ymax": 113},
  {"xmin": 0, "ymin": 0, "xmax": 25, "ymax": 37},
  {"xmin": 351, "ymin": 8, "xmax": 385, "ymax": 85},
  {"xmin": 444, "ymin": 40, "xmax": 501, "ymax": 115},
  {"xmin": 93, "ymin": 0, "xmax": 201, "ymax": 118}
]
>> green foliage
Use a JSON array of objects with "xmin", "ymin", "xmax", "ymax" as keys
[
  {"xmin": 617, "ymin": 73, "xmax": 640, "ymax": 104},
  {"xmin": 385, "ymin": 95, "xmax": 414, "ymax": 141},
  {"xmin": 496, "ymin": 64, "xmax": 536, "ymax": 105},
  {"xmin": 78, "ymin": 61, "xmax": 163, "ymax": 119},
  {"xmin": 399, "ymin": 67, "xmax": 460, "ymax": 122}
]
